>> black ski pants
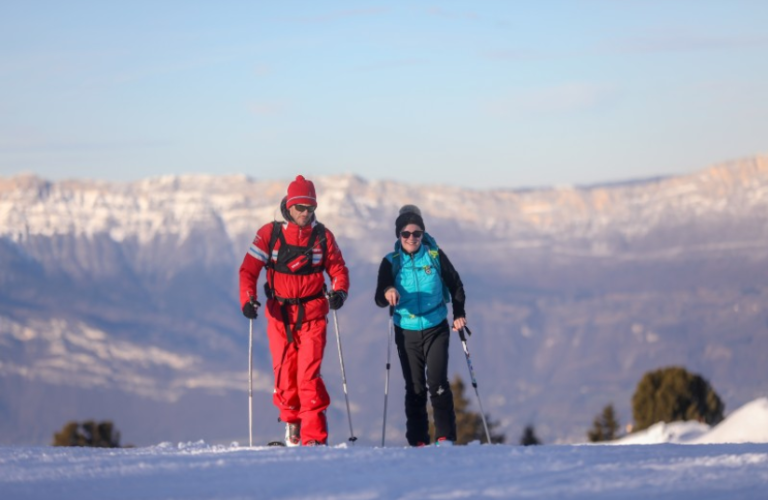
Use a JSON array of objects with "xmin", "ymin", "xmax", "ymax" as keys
[{"xmin": 394, "ymin": 319, "xmax": 457, "ymax": 445}]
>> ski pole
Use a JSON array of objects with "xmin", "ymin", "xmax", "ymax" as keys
[
  {"xmin": 248, "ymin": 317, "xmax": 254, "ymax": 448},
  {"xmin": 328, "ymin": 297, "xmax": 357, "ymax": 444},
  {"xmin": 458, "ymin": 326, "xmax": 492, "ymax": 444},
  {"xmin": 246, "ymin": 295, "xmax": 259, "ymax": 449},
  {"xmin": 382, "ymin": 306, "xmax": 394, "ymax": 447}
]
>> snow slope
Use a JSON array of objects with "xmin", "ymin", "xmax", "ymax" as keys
[
  {"xmin": 612, "ymin": 397, "xmax": 768, "ymax": 445},
  {"xmin": 691, "ymin": 397, "xmax": 768, "ymax": 444},
  {"xmin": 2, "ymin": 441, "xmax": 767, "ymax": 500},
  {"xmin": 2, "ymin": 398, "xmax": 768, "ymax": 500}
]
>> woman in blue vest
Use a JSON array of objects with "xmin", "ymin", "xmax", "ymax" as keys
[{"xmin": 375, "ymin": 205, "xmax": 467, "ymax": 446}]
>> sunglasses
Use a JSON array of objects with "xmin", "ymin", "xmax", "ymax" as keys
[
  {"xmin": 400, "ymin": 230, "xmax": 424, "ymax": 239},
  {"xmin": 294, "ymin": 204, "xmax": 315, "ymax": 213}
]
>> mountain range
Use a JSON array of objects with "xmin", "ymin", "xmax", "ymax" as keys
[{"xmin": 1, "ymin": 156, "xmax": 767, "ymax": 445}]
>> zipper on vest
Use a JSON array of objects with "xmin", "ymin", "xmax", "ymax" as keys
[{"xmin": 409, "ymin": 253, "xmax": 424, "ymax": 330}]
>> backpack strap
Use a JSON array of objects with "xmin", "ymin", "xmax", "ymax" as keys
[
  {"xmin": 263, "ymin": 221, "xmax": 282, "ymax": 300},
  {"xmin": 310, "ymin": 222, "xmax": 328, "ymax": 268},
  {"xmin": 267, "ymin": 221, "xmax": 282, "ymax": 265},
  {"xmin": 390, "ymin": 252, "xmax": 402, "ymax": 281},
  {"xmin": 431, "ymin": 248, "xmax": 451, "ymax": 304}
]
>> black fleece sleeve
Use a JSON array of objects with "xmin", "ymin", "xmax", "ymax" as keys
[
  {"xmin": 374, "ymin": 257, "xmax": 394, "ymax": 308},
  {"xmin": 438, "ymin": 249, "xmax": 466, "ymax": 320}
]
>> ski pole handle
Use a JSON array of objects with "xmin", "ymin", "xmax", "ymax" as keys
[{"xmin": 458, "ymin": 327, "xmax": 468, "ymax": 342}]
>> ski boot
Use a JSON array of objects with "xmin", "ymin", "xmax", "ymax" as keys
[
  {"xmin": 435, "ymin": 437, "xmax": 454, "ymax": 447},
  {"xmin": 304, "ymin": 440, "xmax": 327, "ymax": 447},
  {"xmin": 285, "ymin": 422, "xmax": 301, "ymax": 447}
]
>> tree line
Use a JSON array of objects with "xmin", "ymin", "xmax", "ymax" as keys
[{"xmin": 52, "ymin": 365, "xmax": 722, "ymax": 447}]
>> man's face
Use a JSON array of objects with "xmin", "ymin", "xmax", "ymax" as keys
[{"xmin": 289, "ymin": 204, "xmax": 314, "ymax": 227}]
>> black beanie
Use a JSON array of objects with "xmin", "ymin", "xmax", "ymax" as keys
[{"xmin": 395, "ymin": 204, "xmax": 425, "ymax": 237}]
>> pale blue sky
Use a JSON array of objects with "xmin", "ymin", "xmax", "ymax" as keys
[{"xmin": 1, "ymin": 1, "xmax": 767, "ymax": 189}]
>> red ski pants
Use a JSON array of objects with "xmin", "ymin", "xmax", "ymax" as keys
[{"xmin": 266, "ymin": 316, "xmax": 330, "ymax": 445}]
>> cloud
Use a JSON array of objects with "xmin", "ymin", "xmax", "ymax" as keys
[
  {"xmin": 353, "ymin": 58, "xmax": 429, "ymax": 72},
  {"xmin": 0, "ymin": 134, "xmax": 169, "ymax": 154},
  {"xmin": 425, "ymin": 7, "xmax": 479, "ymax": 21},
  {"xmin": 484, "ymin": 33, "xmax": 768, "ymax": 65},
  {"xmin": 288, "ymin": 8, "xmax": 388, "ymax": 24},
  {"xmin": 0, "ymin": 126, "xmax": 169, "ymax": 155},
  {"xmin": 111, "ymin": 49, "xmax": 248, "ymax": 85},
  {"xmin": 249, "ymin": 102, "xmax": 287, "ymax": 117},
  {"xmin": 485, "ymin": 82, "xmax": 619, "ymax": 117},
  {"xmin": 483, "ymin": 49, "xmax": 549, "ymax": 62},
  {"xmin": 0, "ymin": 49, "xmax": 125, "ymax": 85},
  {"xmin": 0, "ymin": 126, "xmax": 47, "ymax": 151},
  {"xmin": 253, "ymin": 64, "xmax": 272, "ymax": 77},
  {"xmin": 602, "ymin": 33, "xmax": 768, "ymax": 55}
]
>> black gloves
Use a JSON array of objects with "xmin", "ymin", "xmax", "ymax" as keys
[
  {"xmin": 327, "ymin": 290, "xmax": 347, "ymax": 310},
  {"xmin": 242, "ymin": 299, "xmax": 261, "ymax": 319}
]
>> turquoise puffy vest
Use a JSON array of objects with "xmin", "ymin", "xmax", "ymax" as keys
[{"xmin": 387, "ymin": 233, "xmax": 451, "ymax": 330}]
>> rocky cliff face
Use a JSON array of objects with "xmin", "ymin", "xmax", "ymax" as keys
[{"xmin": 1, "ymin": 156, "xmax": 767, "ymax": 445}]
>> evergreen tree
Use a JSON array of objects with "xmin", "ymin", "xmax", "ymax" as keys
[
  {"xmin": 587, "ymin": 404, "xmax": 620, "ymax": 442},
  {"xmin": 52, "ymin": 422, "xmax": 82, "ymax": 447},
  {"xmin": 631, "ymin": 366, "xmax": 724, "ymax": 432},
  {"xmin": 429, "ymin": 374, "xmax": 506, "ymax": 444},
  {"xmin": 520, "ymin": 425, "xmax": 541, "ymax": 446},
  {"xmin": 52, "ymin": 420, "xmax": 121, "ymax": 447}
]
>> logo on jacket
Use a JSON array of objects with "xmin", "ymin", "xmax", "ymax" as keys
[{"xmin": 287, "ymin": 254, "xmax": 309, "ymax": 271}]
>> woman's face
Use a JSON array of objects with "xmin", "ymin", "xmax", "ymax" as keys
[{"xmin": 399, "ymin": 223, "xmax": 424, "ymax": 254}]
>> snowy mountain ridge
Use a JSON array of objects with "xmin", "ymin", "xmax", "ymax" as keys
[
  {"xmin": 3, "ymin": 155, "xmax": 768, "ymax": 267},
  {"xmin": 0, "ymin": 315, "xmax": 270, "ymax": 403}
]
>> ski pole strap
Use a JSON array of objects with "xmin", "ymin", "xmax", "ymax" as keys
[{"xmin": 389, "ymin": 305, "xmax": 394, "ymax": 317}]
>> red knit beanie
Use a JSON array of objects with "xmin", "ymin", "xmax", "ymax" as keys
[{"xmin": 285, "ymin": 175, "xmax": 317, "ymax": 208}]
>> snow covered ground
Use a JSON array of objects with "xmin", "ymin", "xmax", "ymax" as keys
[
  {"xmin": 2, "ymin": 398, "xmax": 768, "ymax": 500},
  {"xmin": 3, "ymin": 441, "xmax": 768, "ymax": 500}
]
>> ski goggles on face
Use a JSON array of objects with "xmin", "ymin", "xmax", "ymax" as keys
[
  {"xmin": 294, "ymin": 204, "xmax": 315, "ymax": 213},
  {"xmin": 400, "ymin": 230, "xmax": 424, "ymax": 239}
]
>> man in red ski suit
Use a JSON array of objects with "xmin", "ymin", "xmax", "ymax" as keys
[{"xmin": 239, "ymin": 175, "xmax": 350, "ymax": 446}]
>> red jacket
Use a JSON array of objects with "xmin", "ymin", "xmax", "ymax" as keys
[{"xmin": 239, "ymin": 220, "xmax": 350, "ymax": 324}]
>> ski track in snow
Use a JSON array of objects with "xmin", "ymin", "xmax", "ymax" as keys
[{"xmin": 2, "ymin": 442, "xmax": 768, "ymax": 500}]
